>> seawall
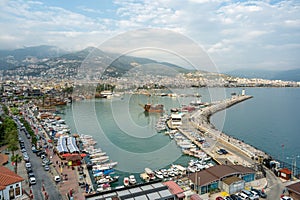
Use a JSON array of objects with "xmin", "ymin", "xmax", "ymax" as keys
[{"xmin": 189, "ymin": 95, "xmax": 270, "ymax": 161}]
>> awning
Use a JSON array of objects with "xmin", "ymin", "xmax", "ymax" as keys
[
  {"xmin": 62, "ymin": 153, "xmax": 73, "ymax": 157},
  {"xmin": 176, "ymin": 193, "xmax": 185, "ymax": 198}
]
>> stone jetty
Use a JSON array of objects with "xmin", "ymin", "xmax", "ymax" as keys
[{"xmin": 181, "ymin": 95, "xmax": 270, "ymax": 165}]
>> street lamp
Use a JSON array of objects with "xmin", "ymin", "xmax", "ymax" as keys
[{"xmin": 286, "ymin": 155, "xmax": 300, "ymax": 178}]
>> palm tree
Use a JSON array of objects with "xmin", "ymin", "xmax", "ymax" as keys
[{"xmin": 11, "ymin": 154, "xmax": 22, "ymax": 174}]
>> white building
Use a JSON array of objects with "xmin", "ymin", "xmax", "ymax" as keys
[
  {"xmin": 170, "ymin": 113, "xmax": 183, "ymax": 128},
  {"xmin": 0, "ymin": 166, "xmax": 24, "ymax": 200}
]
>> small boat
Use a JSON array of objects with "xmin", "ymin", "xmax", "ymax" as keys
[
  {"xmin": 90, "ymin": 156, "xmax": 110, "ymax": 163},
  {"xmin": 123, "ymin": 177, "xmax": 129, "ymax": 186},
  {"xmin": 96, "ymin": 183, "xmax": 111, "ymax": 192},
  {"xmin": 154, "ymin": 170, "xmax": 164, "ymax": 179},
  {"xmin": 140, "ymin": 173, "xmax": 150, "ymax": 182},
  {"xmin": 129, "ymin": 175, "xmax": 136, "ymax": 185},
  {"xmin": 96, "ymin": 175, "xmax": 119, "ymax": 184},
  {"xmin": 161, "ymin": 169, "xmax": 169, "ymax": 178},
  {"xmin": 89, "ymin": 152, "xmax": 106, "ymax": 158},
  {"xmin": 145, "ymin": 168, "xmax": 156, "ymax": 180}
]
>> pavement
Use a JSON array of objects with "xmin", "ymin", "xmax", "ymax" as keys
[{"xmin": 50, "ymin": 152, "xmax": 89, "ymax": 200}]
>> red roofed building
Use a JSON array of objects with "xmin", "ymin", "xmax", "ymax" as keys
[
  {"xmin": 163, "ymin": 181, "xmax": 185, "ymax": 199},
  {"xmin": 0, "ymin": 166, "xmax": 24, "ymax": 199},
  {"xmin": 286, "ymin": 181, "xmax": 300, "ymax": 200},
  {"xmin": 278, "ymin": 168, "xmax": 292, "ymax": 180}
]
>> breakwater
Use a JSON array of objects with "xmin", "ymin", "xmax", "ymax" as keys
[{"xmin": 188, "ymin": 95, "xmax": 270, "ymax": 162}]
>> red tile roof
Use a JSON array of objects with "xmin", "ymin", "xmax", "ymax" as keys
[
  {"xmin": 0, "ymin": 166, "xmax": 24, "ymax": 190},
  {"xmin": 163, "ymin": 181, "xmax": 185, "ymax": 196},
  {"xmin": 0, "ymin": 154, "xmax": 9, "ymax": 166},
  {"xmin": 279, "ymin": 168, "xmax": 292, "ymax": 175}
]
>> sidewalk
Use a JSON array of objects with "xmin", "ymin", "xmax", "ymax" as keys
[{"xmin": 50, "ymin": 152, "xmax": 93, "ymax": 200}]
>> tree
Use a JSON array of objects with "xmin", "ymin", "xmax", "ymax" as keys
[
  {"xmin": 6, "ymin": 133, "xmax": 19, "ymax": 157},
  {"xmin": 11, "ymin": 154, "xmax": 22, "ymax": 174}
]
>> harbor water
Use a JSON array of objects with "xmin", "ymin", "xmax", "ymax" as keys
[{"xmin": 58, "ymin": 87, "xmax": 300, "ymax": 180}]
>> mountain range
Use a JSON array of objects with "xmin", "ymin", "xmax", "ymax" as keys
[
  {"xmin": 0, "ymin": 45, "xmax": 190, "ymax": 78},
  {"xmin": 0, "ymin": 45, "xmax": 299, "ymax": 82}
]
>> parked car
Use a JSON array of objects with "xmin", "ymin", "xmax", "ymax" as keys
[
  {"xmin": 216, "ymin": 197, "xmax": 224, "ymax": 200},
  {"xmin": 249, "ymin": 190, "xmax": 260, "ymax": 200},
  {"xmin": 29, "ymin": 177, "xmax": 36, "ymax": 185},
  {"xmin": 28, "ymin": 172, "xmax": 35, "ymax": 178},
  {"xmin": 230, "ymin": 194, "xmax": 242, "ymax": 200},
  {"xmin": 237, "ymin": 192, "xmax": 249, "ymax": 200},
  {"xmin": 217, "ymin": 148, "xmax": 228, "ymax": 155},
  {"xmin": 23, "ymin": 155, "xmax": 30, "ymax": 162},
  {"xmin": 251, "ymin": 188, "xmax": 267, "ymax": 198},
  {"xmin": 241, "ymin": 190, "xmax": 258, "ymax": 200},
  {"xmin": 54, "ymin": 176, "xmax": 61, "ymax": 182},
  {"xmin": 26, "ymin": 168, "xmax": 33, "ymax": 174},
  {"xmin": 25, "ymin": 162, "xmax": 31, "ymax": 168},
  {"xmin": 225, "ymin": 196, "xmax": 234, "ymax": 200},
  {"xmin": 44, "ymin": 165, "xmax": 50, "ymax": 171},
  {"xmin": 281, "ymin": 197, "xmax": 293, "ymax": 200}
]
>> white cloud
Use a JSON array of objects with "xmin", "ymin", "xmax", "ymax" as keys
[{"xmin": 0, "ymin": 0, "xmax": 299, "ymax": 71}]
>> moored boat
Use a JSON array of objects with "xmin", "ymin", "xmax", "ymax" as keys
[
  {"xmin": 145, "ymin": 168, "xmax": 156, "ymax": 180},
  {"xmin": 129, "ymin": 175, "xmax": 136, "ymax": 185},
  {"xmin": 123, "ymin": 177, "xmax": 129, "ymax": 186},
  {"xmin": 144, "ymin": 104, "xmax": 164, "ymax": 113}
]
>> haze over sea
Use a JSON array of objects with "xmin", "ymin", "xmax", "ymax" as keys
[{"xmin": 59, "ymin": 87, "xmax": 300, "ymax": 172}]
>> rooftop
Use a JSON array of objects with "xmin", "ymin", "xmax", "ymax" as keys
[
  {"xmin": 286, "ymin": 181, "xmax": 300, "ymax": 195},
  {"xmin": 222, "ymin": 176, "xmax": 243, "ymax": 185},
  {"xmin": 188, "ymin": 165, "xmax": 255, "ymax": 186},
  {"xmin": 0, "ymin": 166, "xmax": 24, "ymax": 190},
  {"xmin": 85, "ymin": 181, "xmax": 175, "ymax": 200}
]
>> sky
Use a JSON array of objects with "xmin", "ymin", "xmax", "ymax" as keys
[{"xmin": 0, "ymin": 0, "xmax": 299, "ymax": 72}]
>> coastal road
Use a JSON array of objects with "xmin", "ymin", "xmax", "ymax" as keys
[
  {"xmin": 17, "ymin": 120, "xmax": 62, "ymax": 200},
  {"xmin": 265, "ymin": 168, "xmax": 284, "ymax": 200}
]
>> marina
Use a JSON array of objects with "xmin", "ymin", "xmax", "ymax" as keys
[{"xmin": 10, "ymin": 87, "xmax": 299, "ymax": 199}]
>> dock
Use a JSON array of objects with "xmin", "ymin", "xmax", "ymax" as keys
[{"xmin": 177, "ymin": 95, "xmax": 270, "ymax": 166}]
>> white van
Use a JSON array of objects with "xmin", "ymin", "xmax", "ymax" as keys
[{"xmin": 29, "ymin": 177, "xmax": 36, "ymax": 185}]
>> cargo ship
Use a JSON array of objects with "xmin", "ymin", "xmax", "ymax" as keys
[{"xmin": 144, "ymin": 103, "xmax": 164, "ymax": 113}]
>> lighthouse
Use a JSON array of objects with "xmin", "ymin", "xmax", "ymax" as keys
[{"xmin": 242, "ymin": 89, "xmax": 245, "ymax": 96}]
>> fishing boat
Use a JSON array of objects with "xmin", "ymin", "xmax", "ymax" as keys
[{"xmin": 144, "ymin": 104, "xmax": 164, "ymax": 113}]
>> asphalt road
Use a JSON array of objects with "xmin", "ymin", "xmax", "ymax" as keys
[
  {"xmin": 17, "ymin": 119, "xmax": 62, "ymax": 200},
  {"xmin": 265, "ymin": 168, "xmax": 284, "ymax": 200}
]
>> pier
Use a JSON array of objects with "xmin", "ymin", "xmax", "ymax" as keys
[{"xmin": 178, "ymin": 95, "xmax": 270, "ymax": 166}]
